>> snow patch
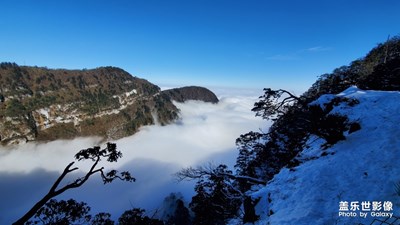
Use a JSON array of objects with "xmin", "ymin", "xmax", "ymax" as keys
[
  {"xmin": 125, "ymin": 89, "xmax": 137, "ymax": 97},
  {"xmin": 38, "ymin": 108, "xmax": 50, "ymax": 119},
  {"xmin": 250, "ymin": 88, "xmax": 400, "ymax": 225}
]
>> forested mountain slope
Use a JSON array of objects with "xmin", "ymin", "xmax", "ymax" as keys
[{"xmin": 0, "ymin": 64, "xmax": 217, "ymax": 145}]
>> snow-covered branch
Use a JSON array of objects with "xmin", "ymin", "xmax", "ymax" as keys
[{"xmin": 175, "ymin": 163, "xmax": 266, "ymax": 185}]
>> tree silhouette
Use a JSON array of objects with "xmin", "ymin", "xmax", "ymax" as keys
[
  {"xmin": 166, "ymin": 199, "xmax": 192, "ymax": 225},
  {"xmin": 91, "ymin": 212, "xmax": 115, "ymax": 225},
  {"xmin": 176, "ymin": 163, "xmax": 265, "ymax": 185},
  {"xmin": 13, "ymin": 142, "xmax": 135, "ymax": 225},
  {"xmin": 118, "ymin": 208, "xmax": 164, "ymax": 225},
  {"xmin": 188, "ymin": 165, "xmax": 242, "ymax": 225},
  {"xmin": 252, "ymin": 88, "xmax": 304, "ymax": 121},
  {"xmin": 26, "ymin": 199, "xmax": 91, "ymax": 225}
]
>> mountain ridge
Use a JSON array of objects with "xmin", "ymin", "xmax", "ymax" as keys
[
  {"xmin": 161, "ymin": 86, "xmax": 219, "ymax": 103},
  {"xmin": 0, "ymin": 63, "xmax": 218, "ymax": 145}
]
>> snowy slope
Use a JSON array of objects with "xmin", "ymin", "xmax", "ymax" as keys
[{"xmin": 249, "ymin": 87, "xmax": 400, "ymax": 225}]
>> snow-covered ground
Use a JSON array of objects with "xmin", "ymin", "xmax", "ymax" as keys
[{"xmin": 247, "ymin": 87, "xmax": 400, "ymax": 225}]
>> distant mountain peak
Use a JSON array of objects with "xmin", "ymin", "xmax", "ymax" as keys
[{"xmin": 161, "ymin": 86, "xmax": 219, "ymax": 103}]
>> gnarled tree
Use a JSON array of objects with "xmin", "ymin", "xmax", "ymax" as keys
[
  {"xmin": 13, "ymin": 142, "xmax": 135, "ymax": 225},
  {"xmin": 252, "ymin": 88, "xmax": 305, "ymax": 121}
]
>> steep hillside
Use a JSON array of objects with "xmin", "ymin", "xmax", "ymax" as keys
[
  {"xmin": 0, "ymin": 63, "xmax": 218, "ymax": 145},
  {"xmin": 233, "ymin": 36, "xmax": 400, "ymax": 185},
  {"xmin": 182, "ymin": 37, "xmax": 400, "ymax": 225},
  {"xmin": 248, "ymin": 87, "xmax": 400, "ymax": 225}
]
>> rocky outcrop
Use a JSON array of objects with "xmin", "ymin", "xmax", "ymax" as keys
[
  {"xmin": 0, "ymin": 63, "xmax": 218, "ymax": 145},
  {"xmin": 161, "ymin": 86, "xmax": 219, "ymax": 103}
]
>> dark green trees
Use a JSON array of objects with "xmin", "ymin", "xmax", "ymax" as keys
[
  {"xmin": 165, "ymin": 199, "xmax": 192, "ymax": 225},
  {"xmin": 26, "ymin": 199, "xmax": 92, "ymax": 225},
  {"xmin": 161, "ymin": 193, "xmax": 192, "ymax": 225},
  {"xmin": 4, "ymin": 99, "xmax": 27, "ymax": 117},
  {"xmin": 183, "ymin": 165, "xmax": 242, "ymax": 225},
  {"xmin": 91, "ymin": 212, "xmax": 115, "ymax": 225},
  {"xmin": 26, "ymin": 199, "xmax": 165, "ymax": 225},
  {"xmin": 118, "ymin": 208, "xmax": 163, "ymax": 225}
]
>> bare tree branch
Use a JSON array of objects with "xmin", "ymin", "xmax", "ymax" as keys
[
  {"xmin": 252, "ymin": 88, "xmax": 305, "ymax": 120},
  {"xmin": 13, "ymin": 142, "xmax": 135, "ymax": 225},
  {"xmin": 175, "ymin": 163, "xmax": 266, "ymax": 185}
]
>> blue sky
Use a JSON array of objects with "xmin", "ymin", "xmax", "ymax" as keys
[{"xmin": 1, "ymin": 0, "xmax": 399, "ymax": 91}]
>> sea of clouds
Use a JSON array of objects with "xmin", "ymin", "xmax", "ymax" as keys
[{"xmin": 0, "ymin": 87, "xmax": 269, "ymax": 223}]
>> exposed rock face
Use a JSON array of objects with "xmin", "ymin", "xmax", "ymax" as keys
[
  {"xmin": 0, "ymin": 63, "xmax": 218, "ymax": 145},
  {"xmin": 161, "ymin": 86, "xmax": 219, "ymax": 103}
]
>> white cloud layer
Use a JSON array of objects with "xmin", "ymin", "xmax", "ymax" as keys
[{"xmin": 0, "ymin": 87, "xmax": 268, "ymax": 223}]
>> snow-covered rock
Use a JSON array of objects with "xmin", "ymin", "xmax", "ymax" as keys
[{"xmin": 249, "ymin": 87, "xmax": 400, "ymax": 225}]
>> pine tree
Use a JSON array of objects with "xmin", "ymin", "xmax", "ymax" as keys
[
  {"xmin": 166, "ymin": 199, "xmax": 192, "ymax": 225},
  {"xmin": 189, "ymin": 165, "xmax": 241, "ymax": 225}
]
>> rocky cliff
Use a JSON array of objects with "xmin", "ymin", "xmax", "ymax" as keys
[{"xmin": 0, "ymin": 63, "xmax": 218, "ymax": 145}]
